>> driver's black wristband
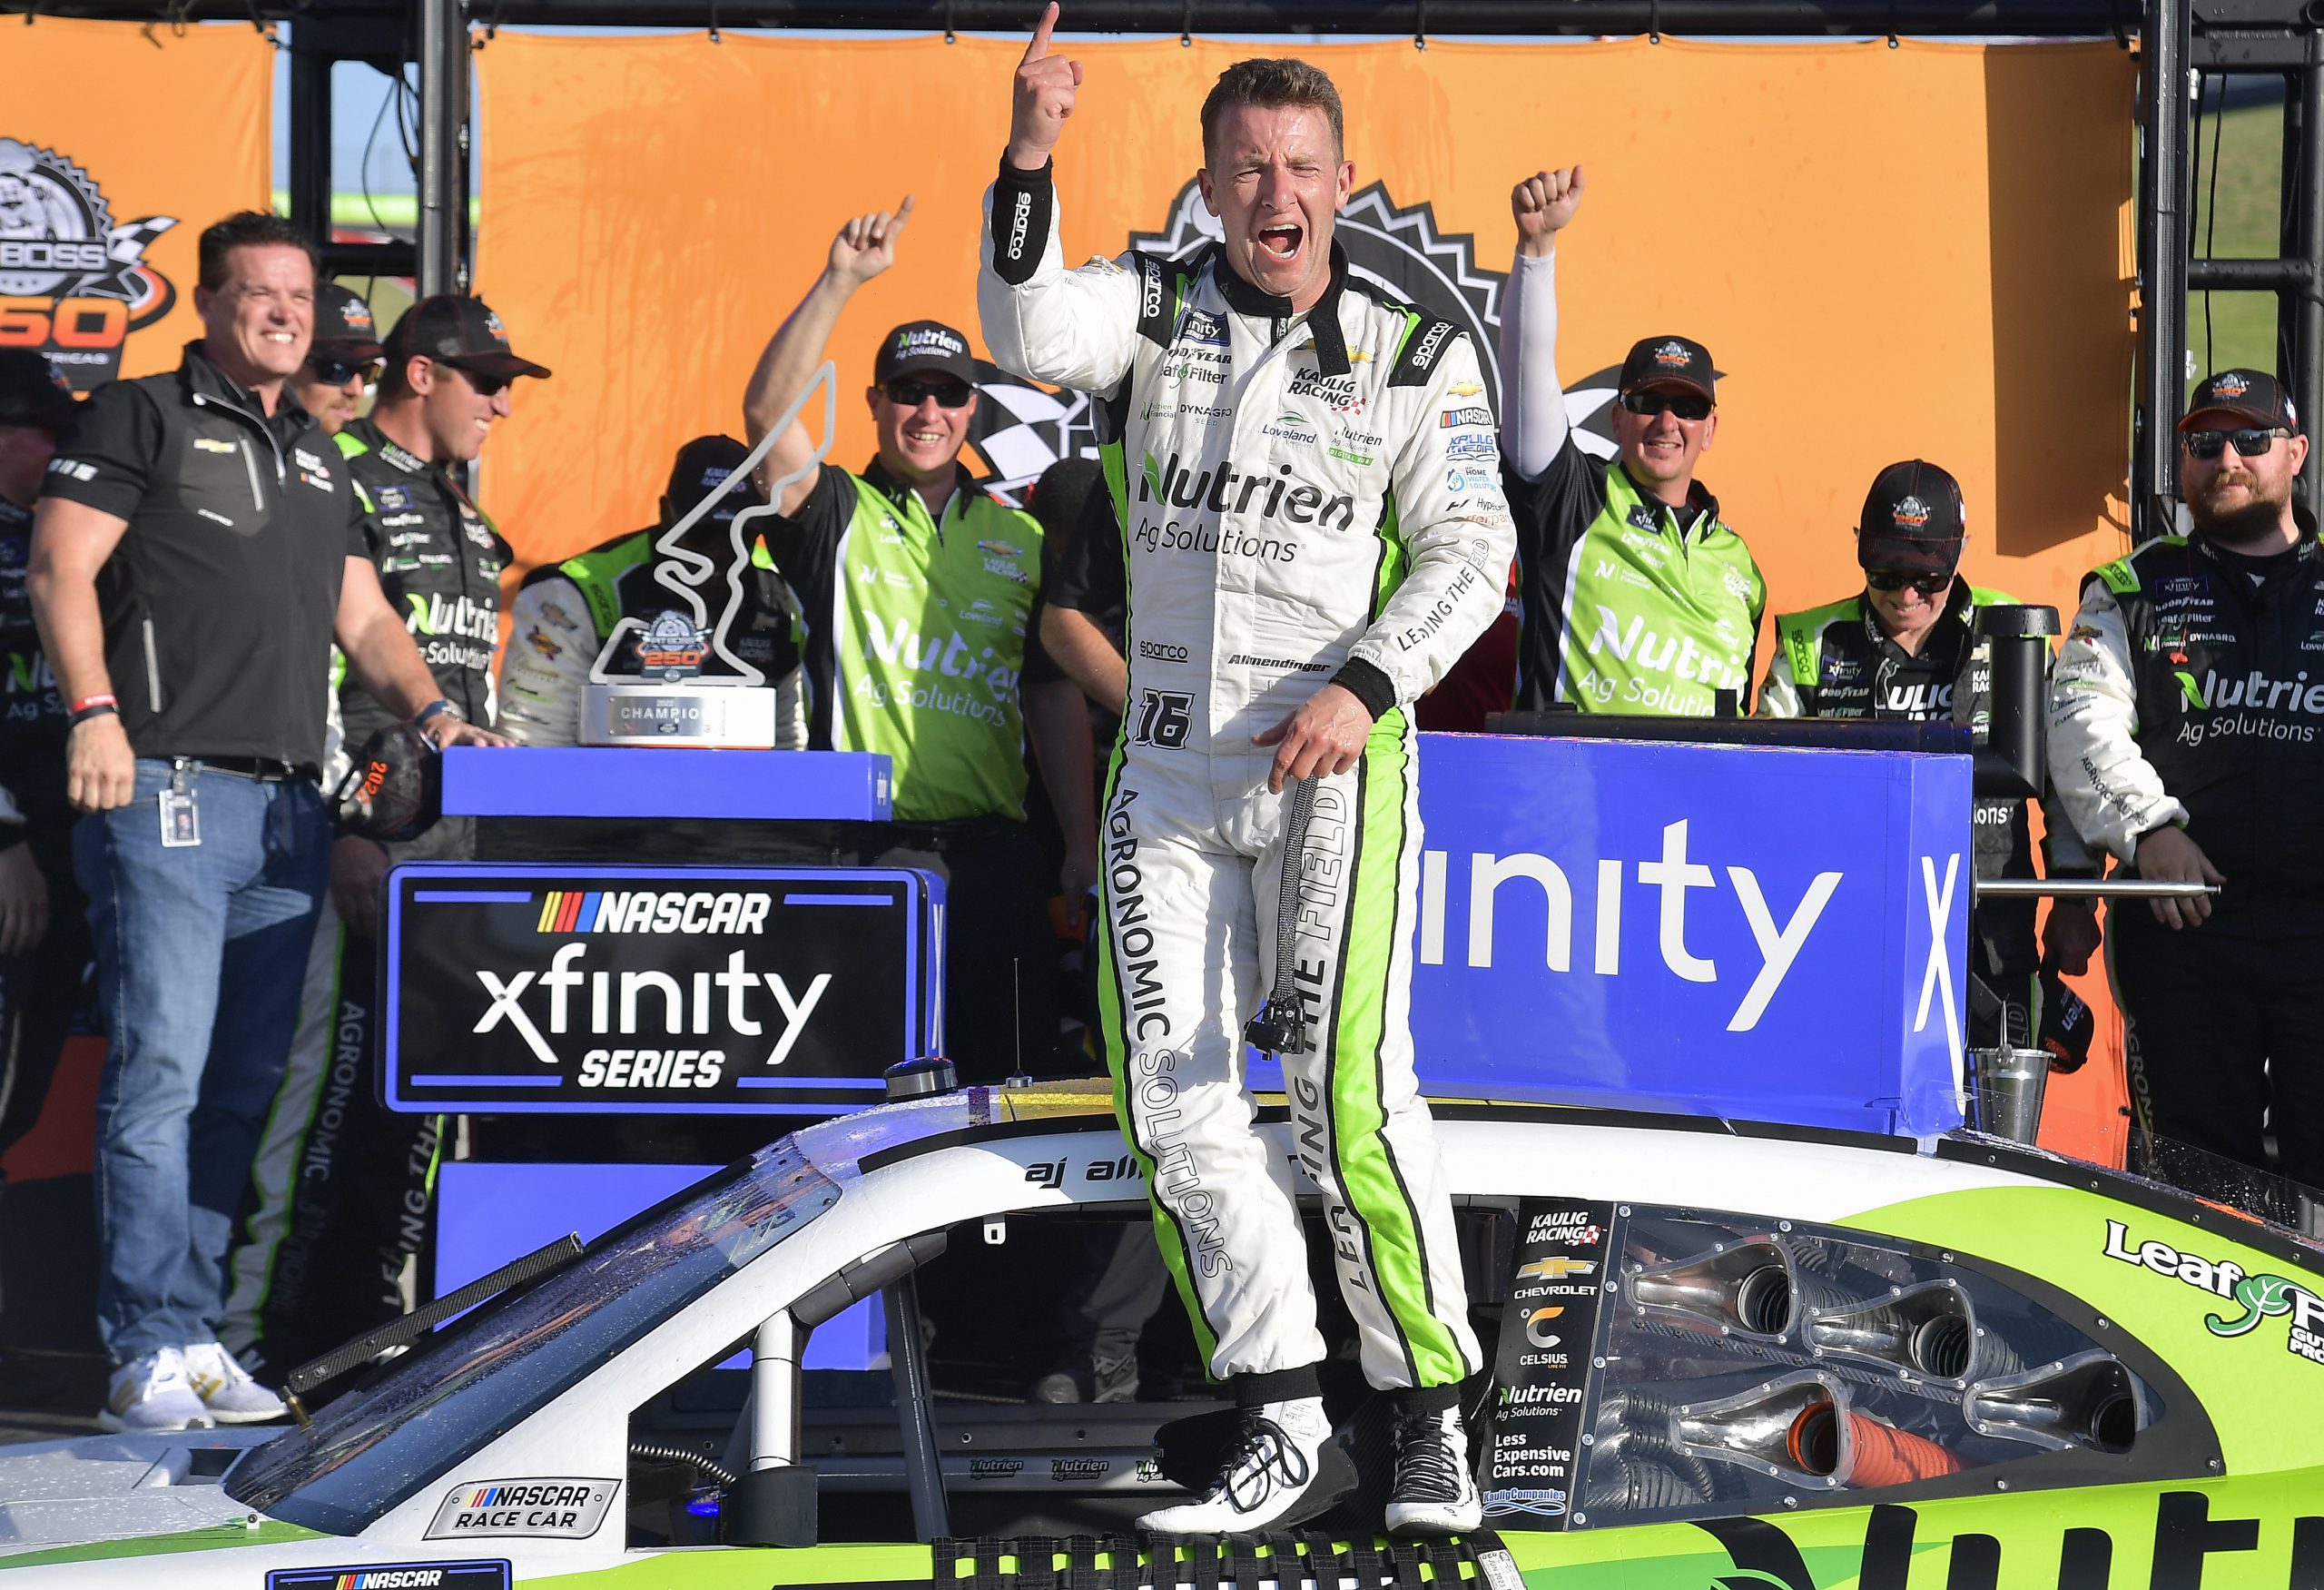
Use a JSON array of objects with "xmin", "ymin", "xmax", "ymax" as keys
[
  {"xmin": 1331, "ymin": 657, "xmax": 1397, "ymax": 721},
  {"xmin": 990, "ymin": 153, "xmax": 1055, "ymax": 286}
]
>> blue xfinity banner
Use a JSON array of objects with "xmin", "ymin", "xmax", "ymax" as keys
[{"xmin": 1252, "ymin": 734, "xmax": 1973, "ymax": 1139}]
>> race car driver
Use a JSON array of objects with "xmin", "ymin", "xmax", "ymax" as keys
[
  {"xmin": 498, "ymin": 435, "xmax": 804, "ymax": 747},
  {"xmin": 223, "ymin": 294, "xmax": 544, "ymax": 1380},
  {"xmin": 284, "ymin": 283, "xmax": 385, "ymax": 439},
  {"xmin": 1759, "ymin": 459, "xmax": 2098, "ymax": 1051},
  {"xmin": 980, "ymin": 11, "xmax": 1505, "ymax": 1536},
  {"xmin": 2049, "ymin": 369, "xmax": 2324, "ymax": 1185},
  {"xmin": 742, "ymin": 194, "xmax": 1091, "ymax": 1083},
  {"xmin": 1499, "ymin": 167, "xmax": 1765, "ymax": 716}
]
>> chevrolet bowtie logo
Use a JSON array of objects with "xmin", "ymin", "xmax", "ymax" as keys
[{"xmin": 1517, "ymin": 1257, "xmax": 1599, "ymax": 1280}]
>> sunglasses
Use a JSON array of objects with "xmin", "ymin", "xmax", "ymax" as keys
[
  {"xmin": 1619, "ymin": 390, "xmax": 1713, "ymax": 422},
  {"xmin": 884, "ymin": 377, "xmax": 974, "ymax": 409},
  {"xmin": 442, "ymin": 362, "xmax": 512, "ymax": 400},
  {"xmin": 1866, "ymin": 568, "xmax": 1952, "ymax": 596},
  {"xmin": 308, "ymin": 354, "xmax": 382, "ymax": 387},
  {"xmin": 2183, "ymin": 426, "xmax": 2292, "ymax": 459}
]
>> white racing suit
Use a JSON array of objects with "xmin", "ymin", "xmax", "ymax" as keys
[{"xmin": 980, "ymin": 161, "xmax": 1509, "ymax": 1393}]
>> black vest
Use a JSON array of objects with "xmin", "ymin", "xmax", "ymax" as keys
[{"xmin": 2090, "ymin": 533, "xmax": 2324, "ymax": 927}]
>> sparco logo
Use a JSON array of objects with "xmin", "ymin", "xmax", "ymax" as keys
[
  {"xmin": 0, "ymin": 138, "xmax": 177, "ymax": 385},
  {"xmin": 1007, "ymin": 189, "xmax": 1032, "ymax": 261},
  {"xmin": 1139, "ymin": 638, "xmax": 1189, "ymax": 662}
]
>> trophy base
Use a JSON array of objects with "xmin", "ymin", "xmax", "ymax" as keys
[{"xmin": 582, "ymin": 682, "xmax": 780, "ymax": 748}]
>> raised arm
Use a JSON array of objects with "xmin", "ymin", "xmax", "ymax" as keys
[
  {"xmin": 978, "ymin": 4, "xmax": 1140, "ymax": 392},
  {"xmin": 1500, "ymin": 166, "xmax": 1583, "ymax": 482},
  {"xmin": 743, "ymin": 196, "xmax": 914, "ymax": 515}
]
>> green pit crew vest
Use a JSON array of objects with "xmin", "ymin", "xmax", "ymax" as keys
[
  {"xmin": 820, "ymin": 473, "xmax": 1043, "ymax": 824},
  {"xmin": 1559, "ymin": 466, "xmax": 1763, "ymax": 716}
]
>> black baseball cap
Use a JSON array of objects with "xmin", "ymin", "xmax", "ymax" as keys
[
  {"xmin": 1856, "ymin": 459, "xmax": 1967, "ymax": 575},
  {"xmin": 330, "ymin": 721, "xmax": 440, "ymax": 843},
  {"xmin": 312, "ymin": 283, "xmax": 385, "ymax": 360},
  {"xmin": 2180, "ymin": 367, "xmax": 2300, "ymax": 433},
  {"xmin": 385, "ymin": 294, "xmax": 551, "ymax": 381},
  {"xmin": 0, "ymin": 349, "xmax": 75, "ymax": 431},
  {"xmin": 1619, "ymin": 335, "xmax": 1715, "ymax": 401},
  {"xmin": 873, "ymin": 320, "xmax": 976, "ymax": 386},
  {"xmin": 662, "ymin": 434, "xmax": 763, "ymax": 529}
]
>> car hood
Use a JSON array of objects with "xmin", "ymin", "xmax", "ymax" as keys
[{"xmin": 0, "ymin": 1428, "xmax": 311, "ymax": 1562}]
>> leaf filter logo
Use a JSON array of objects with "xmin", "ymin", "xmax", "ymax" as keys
[{"xmin": 0, "ymin": 138, "xmax": 177, "ymax": 386}]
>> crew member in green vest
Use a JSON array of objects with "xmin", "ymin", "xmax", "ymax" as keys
[
  {"xmin": 497, "ymin": 435, "xmax": 804, "ymax": 749},
  {"xmin": 1499, "ymin": 167, "xmax": 1766, "ymax": 716},
  {"xmin": 1759, "ymin": 459, "xmax": 2099, "ymax": 1053},
  {"xmin": 743, "ymin": 194, "xmax": 1092, "ymax": 1081}
]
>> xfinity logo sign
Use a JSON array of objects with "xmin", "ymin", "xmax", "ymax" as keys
[
  {"xmin": 1417, "ymin": 820, "xmax": 1840, "ymax": 1032},
  {"xmin": 1381, "ymin": 735, "xmax": 1972, "ymax": 1140},
  {"xmin": 387, "ymin": 865, "xmax": 939, "ymax": 1116}
]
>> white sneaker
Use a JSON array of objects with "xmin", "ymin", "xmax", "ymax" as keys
[
  {"xmin": 182, "ymin": 1341, "xmax": 287, "ymax": 1424},
  {"xmin": 99, "ymin": 1348, "xmax": 213, "ymax": 1434},
  {"xmin": 1384, "ymin": 1407, "xmax": 1482, "ymax": 1535},
  {"xmin": 1138, "ymin": 1396, "xmax": 1340, "ymax": 1536}
]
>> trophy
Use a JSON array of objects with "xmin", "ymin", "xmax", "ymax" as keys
[{"xmin": 580, "ymin": 363, "xmax": 838, "ymax": 748}]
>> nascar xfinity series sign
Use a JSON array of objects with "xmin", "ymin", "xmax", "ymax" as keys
[
  {"xmin": 383, "ymin": 864, "xmax": 939, "ymax": 1114},
  {"xmin": 1248, "ymin": 733, "xmax": 1973, "ymax": 1139}
]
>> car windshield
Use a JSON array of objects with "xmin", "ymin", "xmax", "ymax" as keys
[{"xmin": 225, "ymin": 1136, "xmax": 838, "ymax": 1535}]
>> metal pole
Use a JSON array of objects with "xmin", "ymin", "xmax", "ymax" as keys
[
  {"xmin": 748, "ymin": 1313, "xmax": 801, "ymax": 1469},
  {"xmin": 1973, "ymin": 879, "xmax": 2219, "ymax": 898},
  {"xmin": 2298, "ymin": 36, "xmax": 2324, "ymax": 518},
  {"xmin": 2139, "ymin": 0, "xmax": 2191, "ymax": 540},
  {"xmin": 286, "ymin": 23, "xmax": 332, "ymax": 252},
  {"xmin": 417, "ymin": 0, "xmax": 470, "ymax": 297},
  {"xmin": 881, "ymin": 1276, "xmax": 949, "ymax": 1542}
]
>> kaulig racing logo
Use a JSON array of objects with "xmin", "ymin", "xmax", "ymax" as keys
[{"xmin": 0, "ymin": 138, "xmax": 176, "ymax": 385}]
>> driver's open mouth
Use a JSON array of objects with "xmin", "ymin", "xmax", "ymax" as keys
[{"xmin": 1258, "ymin": 224, "xmax": 1303, "ymax": 261}]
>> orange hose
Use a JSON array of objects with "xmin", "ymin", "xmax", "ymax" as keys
[{"xmin": 1841, "ymin": 1410, "xmax": 1965, "ymax": 1485}]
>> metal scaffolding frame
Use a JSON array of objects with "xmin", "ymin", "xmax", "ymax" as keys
[{"xmin": 16, "ymin": 0, "xmax": 2322, "ymax": 528}]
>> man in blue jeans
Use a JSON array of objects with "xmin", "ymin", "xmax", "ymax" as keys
[{"xmin": 27, "ymin": 212, "xmax": 506, "ymax": 1432}]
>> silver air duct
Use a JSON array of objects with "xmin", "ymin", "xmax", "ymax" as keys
[
  {"xmin": 1804, "ymin": 1279, "xmax": 1978, "ymax": 1384},
  {"xmin": 1965, "ymin": 1350, "xmax": 2141, "ymax": 1454},
  {"xmin": 1628, "ymin": 1237, "xmax": 1798, "ymax": 1339},
  {"xmin": 1669, "ymin": 1372, "xmax": 1849, "ymax": 1488}
]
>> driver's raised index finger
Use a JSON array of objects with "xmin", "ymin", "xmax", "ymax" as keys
[
  {"xmin": 887, "ymin": 193, "xmax": 918, "ymax": 237},
  {"xmin": 1023, "ymin": 1, "xmax": 1059, "ymax": 63}
]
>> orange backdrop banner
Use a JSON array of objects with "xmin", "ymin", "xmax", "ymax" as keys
[
  {"xmin": 0, "ymin": 19, "xmax": 272, "ymax": 388},
  {"xmin": 475, "ymin": 30, "xmax": 2133, "ymax": 608},
  {"xmin": 475, "ymin": 29, "xmax": 2137, "ymax": 1162}
]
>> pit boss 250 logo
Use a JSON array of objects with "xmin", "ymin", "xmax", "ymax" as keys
[{"xmin": 0, "ymin": 139, "xmax": 176, "ymax": 386}]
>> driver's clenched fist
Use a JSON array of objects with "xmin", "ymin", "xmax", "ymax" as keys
[{"xmin": 1007, "ymin": 2, "xmax": 1083, "ymax": 173}]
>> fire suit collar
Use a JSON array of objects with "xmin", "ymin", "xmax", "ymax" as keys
[
  {"xmin": 1214, "ymin": 240, "xmax": 1353, "ymax": 378},
  {"xmin": 861, "ymin": 456, "xmax": 983, "ymax": 524},
  {"xmin": 1614, "ymin": 461, "xmax": 1721, "ymax": 540}
]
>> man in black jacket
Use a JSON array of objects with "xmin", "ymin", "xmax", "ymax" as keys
[
  {"xmin": 222, "ymin": 294, "xmax": 544, "ymax": 1380},
  {"xmin": 28, "ymin": 212, "xmax": 504, "ymax": 1433},
  {"xmin": 2049, "ymin": 369, "xmax": 2324, "ymax": 1184}
]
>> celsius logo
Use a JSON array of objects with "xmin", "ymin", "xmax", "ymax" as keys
[{"xmin": 0, "ymin": 138, "xmax": 177, "ymax": 384}]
